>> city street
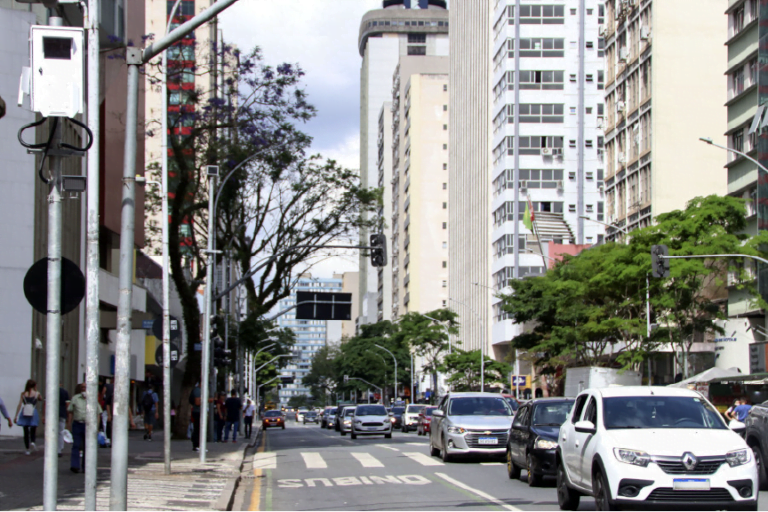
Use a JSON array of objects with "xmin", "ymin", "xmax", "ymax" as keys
[{"xmin": 237, "ymin": 417, "xmax": 768, "ymax": 511}]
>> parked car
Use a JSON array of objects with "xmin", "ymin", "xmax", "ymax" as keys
[
  {"xmin": 402, "ymin": 404, "xmax": 426, "ymax": 433},
  {"xmin": 339, "ymin": 406, "xmax": 356, "ymax": 436},
  {"xmin": 501, "ymin": 394, "xmax": 521, "ymax": 413},
  {"xmin": 295, "ymin": 407, "xmax": 309, "ymax": 422},
  {"xmin": 390, "ymin": 406, "xmax": 405, "ymax": 429},
  {"xmin": 262, "ymin": 410, "xmax": 285, "ymax": 430},
  {"xmin": 303, "ymin": 411, "xmax": 319, "ymax": 425},
  {"xmin": 321, "ymin": 407, "xmax": 337, "ymax": 428},
  {"xmin": 556, "ymin": 386, "xmax": 757, "ymax": 511},
  {"xmin": 429, "ymin": 392, "xmax": 515, "ymax": 463},
  {"xmin": 417, "ymin": 406, "xmax": 438, "ymax": 436},
  {"xmin": 351, "ymin": 404, "xmax": 393, "ymax": 439},
  {"xmin": 506, "ymin": 397, "xmax": 574, "ymax": 486}
]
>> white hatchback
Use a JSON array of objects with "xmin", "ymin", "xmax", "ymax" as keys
[{"xmin": 556, "ymin": 386, "xmax": 758, "ymax": 511}]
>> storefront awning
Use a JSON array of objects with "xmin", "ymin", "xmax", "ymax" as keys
[{"xmin": 710, "ymin": 372, "xmax": 768, "ymax": 383}]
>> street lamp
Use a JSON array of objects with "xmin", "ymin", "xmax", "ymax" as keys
[
  {"xmin": 256, "ymin": 375, "xmax": 281, "ymax": 414},
  {"xmin": 374, "ymin": 344, "xmax": 398, "ymax": 404},
  {"xmin": 579, "ymin": 215, "xmax": 629, "ymax": 236},
  {"xmin": 449, "ymin": 297, "xmax": 486, "ymax": 392},
  {"xmin": 699, "ymin": 136, "xmax": 768, "ymax": 173},
  {"xmin": 521, "ymin": 248, "xmax": 559, "ymax": 264}
]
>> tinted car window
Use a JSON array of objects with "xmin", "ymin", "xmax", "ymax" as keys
[
  {"xmin": 531, "ymin": 402, "xmax": 573, "ymax": 426},
  {"xmin": 571, "ymin": 395, "xmax": 588, "ymax": 424},
  {"xmin": 392, "ymin": 407, "xmax": 405, "ymax": 414},
  {"xmin": 603, "ymin": 396, "xmax": 727, "ymax": 430},
  {"xmin": 512, "ymin": 406, "xmax": 528, "ymax": 426},
  {"xmin": 423, "ymin": 407, "xmax": 436, "ymax": 417},
  {"xmin": 344, "ymin": 409, "xmax": 355, "ymax": 417},
  {"xmin": 328, "ymin": 408, "xmax": 337, "ymax": 414},
  {"xmin": 504, "ymin": 397, "xmax": 520, "ymax": 411},
  {"xmin": 356, "ymin": 405, "xmax": 387, "ymax": 416},
  {"xmin": 448, "ymin": 397, "xmax": 513, "ymax": 416},
  {"xmin": 406, "ymin": 405, "xmax": 425, "ymax": 413},
  {"xmin": 264, "ymin": 411, "xmax": 281, "ymax": 418}
]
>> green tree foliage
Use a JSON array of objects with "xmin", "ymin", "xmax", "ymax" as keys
[
  {"xmin": 438, "ymin": 349, "xmax": 512, "ymax": 391},
  {"xmin": 302, "ymin": 345, "xmax": 341, "ymax": 404}
]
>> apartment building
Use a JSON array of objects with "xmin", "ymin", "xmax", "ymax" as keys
[
  {"xmin": 358, "ymin": 0, "xmax": 448, "ymax": 326},
  {"xmin": 390, "ymin": 59, "xmax": 450, "ymax": 319},
  {"xmin": 602, "ymin": 0, "xmax": 726, "ymax": 238}
]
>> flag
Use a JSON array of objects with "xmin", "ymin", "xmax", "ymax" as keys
[{"xmin": 523, "ymin": 199, "xmax": 534, "ymax": 230}]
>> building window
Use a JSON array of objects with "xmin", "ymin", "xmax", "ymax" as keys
[
  {"xmin": 443, "ymin": 105, "xmax": 448, "ymax": 111},
  {"xmin": 732, "ymin": 68, "xmax": 745, "ymax": 97},
  {"xmin": 519, "ymin": 4, "xmax": 565, "ymax": 24},
  {"xmin": 733, "ymin": 5, "xmax": 745, "ymax": 35},
  {"xmin": 519, "ymin": 103, "xmax": 564, "ymax": 123},
  {"xmin": 443, "ymin": 163, "xmax": 448, "ymax": 170},
  {"xmin": 442, "ymin": 241, "xmax": 447, "ymax": 248},
  {"xmin": 586, "ymin": 8, "xmax": 593, "ymax": 15},
  {"xmin": 443, "ymin": 84, "xmax": 448, "ymax": 91},
  {"xmin": 598, "ymin": 37, "xmax": 605, "ymax": 58},
  {"xmin": 597, "ymin": 70, "xmax": 604, "ymax": 90},
  {"xmin": 586, "ymin": 107, "xmax": 593, "ymax": 114},
  {"xmin": 442, "ymin": 280, "xmax": 447, "ymax": 288},
  {"xmin": 519, "ymin": 70, "xmax": 565, "ymax": 90},
  {"xmin": 443, "ymin": 202, "xmax": 447, "ymax": 209},
  {"xmin": 586, "ymin": 204, "xmax": 594, "ymax": 213},
  {"xmin": 407, "ymin": 46, "xmax": 426, "ymax": 56},
  {"xmin": 750, "ymin": 57, "xmax": 758, "ymax": 86},
  {"xmin": 751, "ymin": 0, "xmax": 759, "ymax": 21},
  {"xmin": 443, "ymin": 144, "xmax": 448, "ymax": 150},
  {"xmin": 519, "ymin": 38, "xmax": 565, "ymax": 58},
  {"xmin": 732, "ymin": 130, "xmax": 744, "ymax": 153},
  {"xmin": 442, "ymin": 222, "xmax": 447, "ymax": 229},
  {"xmin": 586, "ymin": 140, "xmax": 593, "ymax": 147},
  {"xmin": 586, "ymin": 74, "xmax": 594, "ymax": 81},
  {"xmin": 443, "ymin": 183, "xmax": 447, "ymax": 189},
  {"xmin": 570, "ymin": 8, "xmax": 576, "ymax": 14},
  {"xmin": 568, "ymin": 204, "xmax": 576, "ymax": 213},
  {"xmin": 443, "ymin": 124, "xmax": 448, "ymax": 130},
  {"xmin": 408, "ymin": 33, "xmax": 427, "ymax": 43},
  {"xmin": 517, "ymin": 135, "xmax": 564, "ymax": 155},
  {"xmin": 586, "ymin": 41, "xmax": 594, "ymax": 49},
  {"xmin": 569, "ymin": 106, "xmax": 576, "ymax": 115},
  {"xmin": 442, "ymin": 261, "xmax": 447, "ymax": 268}
]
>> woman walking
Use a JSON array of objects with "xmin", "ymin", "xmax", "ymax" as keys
[{"xmin": 15, "ymin": 379, "xmax": 43, "ymax": 455}]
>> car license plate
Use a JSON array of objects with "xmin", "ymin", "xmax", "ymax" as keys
[
  {"xmin": 673, "ymin": 479, "xmax": 710, "ymax": 491},
  {"xmin": 478, "ymin": 437, "xmax": 498, "ymax": 445}
]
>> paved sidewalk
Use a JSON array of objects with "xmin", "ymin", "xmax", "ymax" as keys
[{"xmin": 0, "ymin": 429, "xmax": 258, "ymax": 511}]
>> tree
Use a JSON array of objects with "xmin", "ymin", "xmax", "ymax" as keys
[
  {"xmin": 288, "ymin": 395, "xmax": 310, "ymax": 409},
  {"xmin": 302, "ymin": 345, "xmax": 341, "ymax": 405},
  {"xmin": 439, "ymin": 349, "xmax": 512, "ymax": 392}
]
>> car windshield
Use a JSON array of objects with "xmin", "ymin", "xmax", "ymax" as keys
[
  {"xmin": 448, "ymin": 397, "xmax": 513, "ymax": 416},
  {"xmin": 423, "ymin": 407, "xmax": 437, "ymax": 417},
  {"xmin": 406, "ymin": 405, "xmax": 425, "ymax": 413},
  {"xmin": 532, "ymin": 401, "xmax": 573, "ymax": 426},
  {"xmin": 306, "ymin": 412, "xmax": 317, "ymax": 417},
  {"xmin": 344, "ymin": 409, "xmax": 355, "ymax": 417},
  {"xmin": 264, "ymin": 411, "xmax": 281, "ymax": 418},
  {"xmin": 392, "ymin": 407, "xmax": 405, "ymax": 414},
  {"xmin": 603, "ymin": 396, "xmax": 727, "ymax": 430},
  {"xmin": 504, "ymin": 397, "xmax": 520, "ymax": 412},
  {"xmin": 356, "ymin": 405, "xmax": 387, "ymax": 416}
]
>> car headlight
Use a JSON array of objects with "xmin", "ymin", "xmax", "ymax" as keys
[
  {"xmin": 447, "ymin": 426, "xmax": 466, "ymax": 435},
  {"xmin": 613, "ymin": 448, "xmax": 650, "ymax": 467},
  {"xmin": 726, "ymin": 449, "xmax": 751, "ymax": 467},
  {"xmin": 344, "ymin": 420, "xmax": 351, "ymax": 425},
  {"xmin": 534, "ymin": 438, "xmax": 558, "ymax": 450},
  {"xmin": 390, "ymin": 417, "xmax": 396, "ymax": 422}
]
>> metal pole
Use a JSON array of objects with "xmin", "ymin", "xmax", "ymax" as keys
[
  {"xmin": 646, "ymin": 274, "xmax": 651, "ymax": 386},
  {"xmin": 161, "ymin": 0, "xmax": 182, "ymax": 477},
  {"xmin": 84, "ymin": 0, "xmax": 101, "ymax": 507},
  {"xmin": 200, "ymin": 173, "xmax": 216, "ymax": 463},
  {"xmin": 410, "ymin": 354, "xmax": 414, "ymax": 403},
  {"xmin": 43, "ymin": 116, "xmax": 63, "ymax": 512},
  {"xmin": 110, "ymin": 50, "xmax": 141, "ymax": 512},
  {"xmin": 374, "ymin": 345, "xmax": 397, "ymax": 403}
]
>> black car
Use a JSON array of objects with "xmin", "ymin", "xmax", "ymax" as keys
[
  {"xmin": 506, "ymin": 397, "xmax": 574, "ymax": 486},
  {"xmin": 303, "ymin": 411, "xmax": 319, "ymax": 424},
  {"xmin": 390, "ymin": 406, "xmax": 405, "ymax": 429}
]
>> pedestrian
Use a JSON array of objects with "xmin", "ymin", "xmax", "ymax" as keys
[
  {"xmin": 243, "ymin": 399, "xmax": 255, "ymax": 439},
  {"xmin": 59, "ymin": 384, "xmax": 71, "ymax": 458},
  {"xmin": 0, "ymin": 395, "xmax": 13, "ymax": 433},
  {"xmin": 189, "ymin": 382, "xmax": 201, "ymax": 452},
  {"xmin": 223, "ymin": 389, "xmax": 242, "ymax": 443},
  {"xmin": 67, "ymin": 383, "xmax": 102, "ymax": 473},
  {"xmin": 141, "ymin": 385, "xmax": 159, "ymax": 441},
  {"xmin": 14, "ymin": 379, "xmax": 43, "ymax": 455},
  {"xmin": 101, "ymin": 379, "xmax": 113, "ymax": 440},
  {"xmin": 215, "ymin": 392, "xmax": 226, "ymax": 442},
  {"xmin": 170, "ymin": 400, "xmax": 177, "ymax": 433},
  {"xmin": 733, "ymin": 397, "xmax": 753, "ymax": 422},
  {"xmin": 726, "ymin": 399, "xmax": 741, "ymax": 421}
]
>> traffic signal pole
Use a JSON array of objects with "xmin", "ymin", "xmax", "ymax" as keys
[{"xmin": 200, "ymin": 172, "xmax": 217, "ymax": 463}]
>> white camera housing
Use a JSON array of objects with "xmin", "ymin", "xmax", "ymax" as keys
[{"xmin": 28, "ymin": 25, "xmax": 85, "ymax": 118}]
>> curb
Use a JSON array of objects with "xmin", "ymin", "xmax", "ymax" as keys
[{"xmin": 213, "ymin": 424, "xmax": 263, "ymax": 511}]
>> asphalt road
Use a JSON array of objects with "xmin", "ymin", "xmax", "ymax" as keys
[{"xmin": 241, "ymin": 418, "xmax": 588, "ymax": 511}]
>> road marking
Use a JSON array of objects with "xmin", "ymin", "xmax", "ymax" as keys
[
  {"xmin": 351, "ymin": 452, "xmax": 384, "ymax": 468},
  {"xmin": 480, "ymin": 462, "xmax": 504, "ymax": 466},
  {"xmin": 277, "ymin": 475, "xmax": 432, "ymax": 488},
  {"xmin": 248, "ymin": 431, "xmax": 266, "ymax": 511},
  {"xmin": 435, "ymin": 472, "xmax": 522, "ymax": 511},
  {"xmin": 406, "ymin": 442, "xmax": 426, "ymax": 446},
  {"xmin": 376, "ymin": 444, "xmax": 400, "ymax": 451},
  {"xmin": 252, "ymin": 452, "xmax": 276, "ymax": 470},
  {"xmin": 403, "ymin": 451, "xmax": 444, "ymax": 466},
  {"xmin": 301, "ymin": 452, "xmax": 327, "ymax": 469}
]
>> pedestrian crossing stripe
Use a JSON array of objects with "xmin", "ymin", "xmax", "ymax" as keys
[
  {"xmin": 403, "ymin": 451, "xmax": 445, "ymax": 466},
  {"xmin": 351, "ymin": 452, "xmax": 384, "ymax": 467},
  {"xmin": 301, "ymin": 452, "xmax": 327, "ymax": 469}
]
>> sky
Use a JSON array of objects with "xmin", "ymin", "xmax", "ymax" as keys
[{"xmin": 219, "ymin": 0, "xmax": 382, "ymax": 278}]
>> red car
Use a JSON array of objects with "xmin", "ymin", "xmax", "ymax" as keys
[
  {"xmin": 416, "ymin": 406, "xmax": 438, "ymax": 436},
  {"xmin": 262, "ymin": 410, "xmax": 285, "ymax": 429}
]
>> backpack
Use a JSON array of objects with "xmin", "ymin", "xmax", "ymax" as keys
[{"xmin": 141, "ymin": 392, "xmax": 155, "ymax": 413}]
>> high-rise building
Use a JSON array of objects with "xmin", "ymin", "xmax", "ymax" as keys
[
  {"xmin": 488, "ymin": 1, "xmax": 606, "ymax": 359},
  {"xmin": 277, "ymin": 274, "xmax": 343, "ymax": 404},
  {"xmin": 358, "ymin": 0, "xmax": 448, "ymax": 326},
  {"xmin": 390, "ymin": 58, "xmax": 450, "ymax": 318},
  {"xmin": 603, "ymin": 0, "xmax": 726, "ymax": 238}
]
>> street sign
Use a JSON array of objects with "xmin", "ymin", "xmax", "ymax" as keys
[
  {"xmin": 155, "ymin": 342, "xmax": 180, "ymax": 368},
  {"xmin": 23, "ymin": 256, "xmax": 85, "ymax": 315},
  {"xmin": 152, "ymin": 315, "xmax": 181, "ymax": 340},
  {"xmin": 511, "ymin": 375, "xmax": 529, "ymax": 387},
  {"xmin": 142, "ymin": 320, "xmax": 154, "ymax": 330},
  {"xmin": 296, "ymin": 291, "xmax": 352, "ymax": 321}
]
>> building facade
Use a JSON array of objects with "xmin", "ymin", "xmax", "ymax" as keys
[{"xmin": 358, "ymin": 0, "xmax": 448, "ymax": 326}]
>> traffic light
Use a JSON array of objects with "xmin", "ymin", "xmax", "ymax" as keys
[
  {"xmin": 651, "ymin": 244, "xmax": 670, "ymax": 278},
  {"xmin": 280, "ymin": 376, "xmax": 294, "ymax": 385},
  {"xmin": 213, "ymin": 337, "xmax": 232, "ymax": 367},
  {"xmin": 370, "ymin": 233, "xmax": 387, "ymax": 267}
]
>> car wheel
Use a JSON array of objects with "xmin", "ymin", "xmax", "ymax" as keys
[
  {"xmin": 402, "ymin": 425, "xmax": 408, "ymax": 433},
  {"xmin": 341, "ymin": 430, "xmax": 347, "ymax": 436},
  {"xmin": 752, "ymin": 444, "xmax": 768, "ymax": 491},
  {"xmin": 282, "ymin": 424, "xmax": 285, "ymax": 430},
  {"xmin": 592, "ymin": 468, "xmax": 616, "ymax": 511},
  {"xmin": 430, "ymin": 433, "xmax": 440, "ymax": 457},
  {"xmin": 385, "ymin": 432, "xmax": 392, "ymax": 439},
  {"xmin": 526, "ymin": 453, "xmax": 543, "ymax": 487},
  {"xmin": 441, "ymin": 437, "xmax": 452, "ymax": 463},
  {"xmin": 556, "ymin": 461, "xmax": 580, "ymax": 511},
  {"xmin": 506, "ymin": 447, "xmax": 521, "ymax": 479},
  {"xmin": 351, "ymin": 430, "xmax": 357, "ymax": 440}
]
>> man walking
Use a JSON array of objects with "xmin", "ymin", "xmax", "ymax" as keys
[
  {"xmin": 243, "ymin": 399, "xmax": 255, "ymax": 439},
  {"xmin": 141, "ymin": 385, "xmax": 159, "ymax": 441},
  {"xmin": 0, "ymin": 394, "xmax": 12, "ymax": 433},
  {"xmin": 59, "ymin": 385, "xmax": 70, "ymax": 458},
  {"xmin": 190, "ymin": 382, "xmax": 201, "ymax": 451},
  {"xmin": 67, "ymin": 383, "xmax": 102, "ymax": 473},
  {"xmin": 223, "ymin": 389, "xmax": 242, "ymax": 443}
]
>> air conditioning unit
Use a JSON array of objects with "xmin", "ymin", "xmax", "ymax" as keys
[
  {"xmin": 598, "ymin": 184, "xmax": 605, "ymax": 192},
  {"xmin": 618, "ymin": 153, "xmax": 626, "ymax": 164},
  {"xmin": 640, "ymin": 26, "xmax": 650, "ymax": 40},
  {"xmin": 598, "ymin": 26, "xmax": 606, "ymax": 37},
  {"xmin": 552, "ymin": 148, "xmax": 564, "ymax": 156},
  {"xmin": 619, "ymin": 47, "xmax": 628, "ymax": 62},
  {"xmin": 617, "ymin": 101, "xmax": 626, "ymax": 113},
  {"xmin": 520, "ymin": 180, "xmax": 528, "ymax": 190},
  {"xmin": 542, "ymin": 147, "xmax": 552, "ymax": 155},
  {"xmin": 556, "ymin": 180, "xmax": 564, "ymax": 190}
]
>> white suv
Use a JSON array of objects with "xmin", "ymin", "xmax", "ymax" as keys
[{"xmin": 556, "ymin": 386, "xmax": 758, "ymax": 511}]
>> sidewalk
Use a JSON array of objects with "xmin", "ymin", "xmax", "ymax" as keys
[{"xmin": 0, "ymin": 427, "xmax": 260, "ymax": 511}]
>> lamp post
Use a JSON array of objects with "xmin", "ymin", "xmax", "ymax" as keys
[
  {"xmin": 256, "ymin": 375, "xmax": 281, "ymax": 413},
  {"xmin": 422, "ymin": 314, "xmax": 451, "ymax": 394},
  {"xmin": 578, "ymin": 215, "xmax": 629, "ymax": 236},
  {"xmin": 449, "ymin": 297, "xmax": 485, "ymax": 392},
  {"xmin": 374, "ymin": 344, "xmax": 397, "ymax": 404},
  {"xmin": 699, "ymin": 137, "xmax": 768, "ymax": 173}
]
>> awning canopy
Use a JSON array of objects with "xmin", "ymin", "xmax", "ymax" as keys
[
  {"xmin": 668, "ymin": 367, "xmax": 743, "ymax": 387},
  {"xmin": 709, "ymin": 372, "xmax": 768, "ymax": 383}
]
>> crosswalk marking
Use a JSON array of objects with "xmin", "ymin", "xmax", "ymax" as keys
[
  {"xmin": 252, "ymin": 452, "xmax": 277, "ymax": 470},
  {"xmin": 351, "ymin": 452, "xmax": 384, "ymax": 468},
  {"xmin": 406, "ymin": 442, "xmax": 426, "ymax": 446},
  {"xmin": 376, "ymin": 444, "xmax": 400, "ymax": 451},
  {"xmin": 480, "ymin": 462, "xmax": 504, "ymax": 466},
  {"xmin": 301, "ymin": 452, "xmax": 327, "ymax": 469},
  {"xmin": 403, "ymin": 451, "xmax": 445, "ymax": 466}
]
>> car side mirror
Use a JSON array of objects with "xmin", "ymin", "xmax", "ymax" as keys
[
  {"xmin": 574, "ymin": 420, "xmax": 596, "ymax": 435},
  {"xmin": 512, "ymin": 424, "xmax": 527, "ymax": 431},
  {"xmin": 432, "ymin": 410, "xmax": 445, "ymax": 418}
]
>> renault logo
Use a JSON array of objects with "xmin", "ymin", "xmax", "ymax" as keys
[
  {"xmin": 682, "ymin": 452, "xmax": 697, "ymax": 471},
  {"xmin": 484, "ymin": 431, "xmax": 492, "ymax": 435}
]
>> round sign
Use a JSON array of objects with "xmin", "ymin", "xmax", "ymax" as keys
[
  {"xmin": 152, "ymin": 316, "xmax": 181, "ymax": 340},
  {"xmin": 155, "ymin": 342, "xmax": 180, "ymax": 368},
  {"xmin": 23, "ymin": 257, "xmax": 85, "ymax": 315}
]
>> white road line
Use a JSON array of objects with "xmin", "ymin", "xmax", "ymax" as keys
[
  {"xmin": 351, "ymin": 452, "xmax": 385, "ymax": 468},
  {"xmin": 480, "ymin": 462, "xmax": 504, "ymax": 466},
  {"xmin": 403, "ymin": 451, "xmax": 445, "ymax": 466},
  {"xmin": 252, "ymin": 452, "xmax": 277, "ymax": 470},
  {"xmin": 376, "ymin": 444, "xmax": 400, "ymax": 451},
  {"xmin": 301, "ymin": 452, "xmax": 328, "ymax": 469},
  {"xmin": 406, "ymin": 442, "xmax": 427, "ymax": 446},
  {"xmin": 435, "ymin": 472, "xmax": 522, "ymax": 511}
]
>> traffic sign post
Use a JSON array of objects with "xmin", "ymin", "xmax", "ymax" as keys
[{"xmin": 155, "ymin": 342, "xmax": 180, "ymax": 368}]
